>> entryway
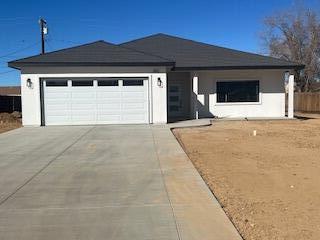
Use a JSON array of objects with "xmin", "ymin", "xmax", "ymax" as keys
[{"xmin": 167, "ymin": 72, "xmax": 191, "ymax": 122}]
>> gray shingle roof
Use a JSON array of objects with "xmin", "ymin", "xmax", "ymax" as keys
[
  {"xmin": 9, "ymin": 41, "xmax": 174, "ymax": 69},
  {"xmin": 9, "ymin": 34, "xmax": 304, "ymax": 70},
  {"xmin": 120, "ymin": 33, "xmax": 304, "ymax": 70}
]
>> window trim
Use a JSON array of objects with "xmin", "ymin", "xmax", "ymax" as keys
[{"xmin": 215, "ymin": 79, "xmax": 262, "ymax": 106}]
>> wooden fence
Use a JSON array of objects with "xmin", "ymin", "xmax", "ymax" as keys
[{"xmin": 294, "ymin": 92, "xmax": 320, "ymax": 113}]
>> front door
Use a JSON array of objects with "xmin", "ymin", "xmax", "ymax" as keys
[{"xmin": 168, "ymin": 84, "xmax": 184, "ymax": 118}]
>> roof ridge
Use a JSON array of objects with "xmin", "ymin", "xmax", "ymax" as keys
[
  {"xmin": 119, "ymin": 33, "xmax": 165, "ymax": 46},
  {"xmin": 122, "ymin": 33, "xmax": 301, "ymax": 65},
  {"xmin": 118, "ymin": 43, "xmax": 175, "ymax": 63},
  {"xmin": 156, "ymin": 34, "xmax": 301, "ymax": 65}
]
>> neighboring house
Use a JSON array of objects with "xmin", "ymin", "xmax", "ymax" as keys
[
  {"xmin": 0, "ymin": 86, "xmax": 21, "ymax": 113},
  {"xmin": 8, "ymin": 33, "xmax": 303, "ymax": 126}
]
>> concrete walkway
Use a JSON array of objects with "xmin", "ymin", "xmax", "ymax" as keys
[{"xmin": 0, "ymin": 125, "xmax": 242, "ymax": 240}]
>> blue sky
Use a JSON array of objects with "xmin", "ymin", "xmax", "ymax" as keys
[{"xmin": 1, "ymin": 0, "xmax": 319, "ymax": 85}]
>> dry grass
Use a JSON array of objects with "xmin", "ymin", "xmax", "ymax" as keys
[
  {"xmin": 173, "ymin": 119, "xmax": 320, "ymax": 240},
  {"xmin": 0, "ymin": 112, "xmax": 22, "ymax": 134}
]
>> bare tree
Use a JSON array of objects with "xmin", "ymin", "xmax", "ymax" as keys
[{"xmin": 262, "ymin": 6, "xmax": 320, "ymax": 91}]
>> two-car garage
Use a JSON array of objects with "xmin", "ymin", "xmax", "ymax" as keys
[{"xmin": 42, "ymin": 78, "xmax": 150, "ymax": 125}]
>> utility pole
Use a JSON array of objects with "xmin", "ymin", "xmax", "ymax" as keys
[{"xmin": 39, "ymin": 18, "xmax": 48, "ymax": 54}]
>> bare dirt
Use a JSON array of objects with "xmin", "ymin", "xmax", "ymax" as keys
[
  {"xmin": 0, "ymin": 112, "xmax": 21, "ymax": 134},
  {"xmin": 173, "ymin": 119, "xmax": 320, "ymax": 240}
]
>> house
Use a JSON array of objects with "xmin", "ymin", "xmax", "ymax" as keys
[
  {"xmin": 8, "ymin": 33, "xmax": 303, "ymax": 126},
  {"xmin": 0, "ymin": 86, "xmax": 21, "ymax": 113}
]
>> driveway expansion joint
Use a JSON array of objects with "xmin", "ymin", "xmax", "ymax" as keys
[
  {"xmin": 0, "ymin": 126, "xmax": 95, "ymax": 207},
  {"xmin": 150, "ymin": 127, "xmax": 182, "ymax": 240}
]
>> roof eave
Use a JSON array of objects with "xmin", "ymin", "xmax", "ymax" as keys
[
  {"xmin": 8, "ymin": 61, "xmax": 175, "ymax": 70},
  {"xmin": 173, "ymin": 64, "xmax": 305, "ymax": 71}
]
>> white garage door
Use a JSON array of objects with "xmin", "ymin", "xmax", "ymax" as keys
[{"xmin": 43, "ymin": 78, "xmax": 149, "ymax": 125}]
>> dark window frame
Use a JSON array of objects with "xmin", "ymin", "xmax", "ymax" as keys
[
  {"xmin": 72, "ymin": 80, "xmax": 94, "ymax": 87},
  {"xmin": 97, "ymin": 80, "xmax": 119, "ymax": 86},
  {"xmin": 123, "ymin": 79, "xmax": 144, "ymax": 86},
  {"xmin": 46, "ymin": 80, "xmax": 68, "ymax": 87},
  {"xmin": 216, "ymin": 80, "xmax": 260, "ymax": 103}
]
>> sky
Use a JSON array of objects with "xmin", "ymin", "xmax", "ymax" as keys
[{"xmin": 0, "ymin": 0, "xmax": 319, "ymax": 86}]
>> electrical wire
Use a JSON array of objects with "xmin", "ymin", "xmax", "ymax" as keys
[
  {"xmin": 0, "ymin": 70, "xmax": 16, "ymax": 75},
  {"xmin": 0, "ymin": 41, "xmax": 40, "ymax": 59}
]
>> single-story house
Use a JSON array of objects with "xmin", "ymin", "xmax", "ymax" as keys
[{"xmin": 8, "ymin": 33, "xmax": 303, "ymax": 126}]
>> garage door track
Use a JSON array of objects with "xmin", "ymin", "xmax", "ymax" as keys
[{"xmin": 0, "ymin": 125, "xmax": 241, "ymax": 240}]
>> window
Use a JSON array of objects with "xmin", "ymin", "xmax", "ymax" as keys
[
  {"xmin": 46, "ymin": 80, "xmax": 68, "ymax": 87},
  {"xmin": 217, "ymin": 81, "xmax": 259, "ymax": 103},
  {"xmin": 169, "ymin": 96, "xmax": 179, "ymax": 102},
  {"xmin": 169, "ymin": 105, "xmax": 179, "ymax": 111},
  {"xmin": 72, "ymin": 80, "xmax": 93, "ymax": 87},
  {"xmin": 98, "ymin": 80, "xmax": 118, "ymax": 86},
  {"xmin": 169, "ymin": 86, "xmax": 179, "ymax": 93},
  {"xmin": 123, "ymin": 80, "xmax": 143, "ymax": 86}
]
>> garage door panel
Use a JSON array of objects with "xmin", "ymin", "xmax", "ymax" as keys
[
  {"xmin": 45, "ymin": 92, "xmax": 70, "ymax": 99},
  {"xmin": 45, "ymin": 116, "xmax": 71, "ymax": 125},
  {"xmin": 72, "ymin": 114, "xmax": 96, "ymax": 122},
  {"xmin": 96, "ymin": 93, "xmax": 121, "ymax": 99},
  {"xmin": 96, "ymin": 88, "xmax": 121, "ymax": 92},
  {"xmin": 122, "ymin": 102, "xmax": 146, "ymax": 109},
  {"xmin": 121, "ymin": 86, "xmax": 145, "ymax": 91},
  {"xmin": 71, "ymin": 93, "xmax": 95, "ymax": 99},
  {"xmin": 43, "ymin": 78, "xmax": 149, "ymax": 125},
  {"xmin": 96, "ymin": 99, "xmax": 121, "ymax": 105},
  {"xmin": 121, "ymin": 92, "xmax": 145, "ymax": 99},
  {"xmin": 45, "ymin": 99, "xmax": 70, "ymax": 106},
  {"xmin": 46, "ymin": 104, "xmax": 69, "ymax": 111},
  {"xmin": 46, "ymin": 108, "xmax": 70, "ymax": 115},
  {"xmin": 96, "ymin": 96, "xmax": 122, "ymax": 102},
  {"xmin": 122, "ymin": 114, "xmax": 148, "ymax": 121},
  {"xmin": 96, "ymin": 115, "xmax": 122, "ymax": 122},
  {"xmin": 97, "ymin": 104, "xmax": 121, "ymax": 111},
  {"xmin": 71, "ymin": 104, "xmax": 96, "ymax": 109},
  {"xmin": 45, "ymin": 87, "xmax": 69, "ymax": 92}
]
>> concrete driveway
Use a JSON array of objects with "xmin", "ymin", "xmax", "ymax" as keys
[{"xmin": 0, "ymin": 125, "xmax": 241, "ymax": 240}]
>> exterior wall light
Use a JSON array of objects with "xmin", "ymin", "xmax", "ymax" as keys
[
  {"xmin": 26, "ymin": 78, "xmax": 33, "ymax": 89},
  {"xmin": 157, "ymin": 77, "xmax": 163, "ymax": 87}
]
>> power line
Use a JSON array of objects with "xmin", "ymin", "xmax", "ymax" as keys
[
  {"xmin": 45, "ymin": 39, "xmax": 54, "ymax": 52},
  {"xmin": 0, "ymin": 70, "xmax": 16, "ymax": 75},
  {"xmin": 0, "ymin": 17, "xmax": 36, "ymax": 21},
  {"xmin": 51, "ymin": 38, "xmax": 82, "ymax": 45},
  {"xmin": 0, "ymin": 41, "xmax": 40, "ymax": 59}
]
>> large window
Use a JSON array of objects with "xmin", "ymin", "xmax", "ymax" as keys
[{"xmin": 217, "ymin": 80, "xmax": 259, "ymax": 103}]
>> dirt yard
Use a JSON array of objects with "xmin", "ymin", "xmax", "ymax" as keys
[
  {"xmin": 0, "ymin": 112, "xmax": 21, "ymax": 134},
  {"xmin": 173, "ymin": 119, "xmax": 320, "ymax": 240}
]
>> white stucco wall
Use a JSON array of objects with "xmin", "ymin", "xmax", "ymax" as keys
[
  {"xmin": 21, "ymin": 74, "xmax": 42, "ymax": 126},
  {"xmin": 20, "ymin": 72, "xmax": 167, "ymax": 126},
  {"xmin": 195, "ymin": 70, "xmax": 286, "ymax": 118},
  {"xmin": 151, "ymin": 73, "xmax": 167, "ymax": 123}
]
